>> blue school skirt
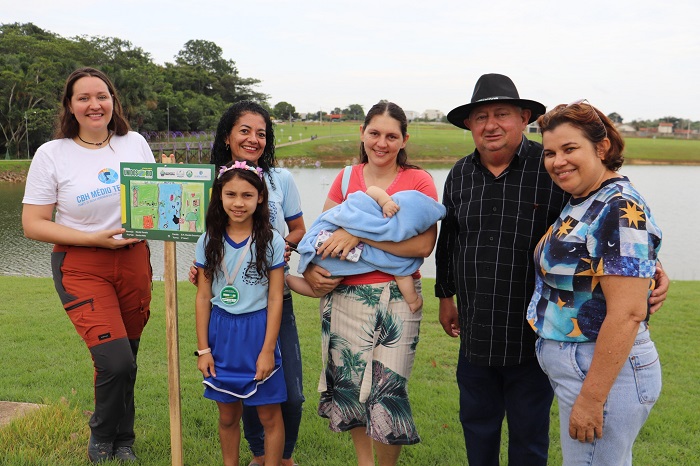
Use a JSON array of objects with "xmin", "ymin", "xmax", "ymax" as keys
[{"xmin": 203, "ymin": 305, "xmax": 287, "ymax": 406}]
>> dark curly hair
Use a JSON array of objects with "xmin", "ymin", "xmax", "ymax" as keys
[
  {"xmin": 210, "ymin": 101, "xmax": 276, "ymax": 172},
  {"xmin": 203, "ymin": 160, "xmax": 273, "ymax": 283},
  {"xmin": 537, "ymin": 101, "xmax": 625, "ymax": 171},
  {"xmin": 55, "ymin": 67, "xmax": 130, "ymax": 139},
  {"xmin": 359, "ymin": 101, "xmax": 421, "ymax": 170}
]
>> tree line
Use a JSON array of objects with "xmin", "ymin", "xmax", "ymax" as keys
[
  {"xmin": 2, "ymin": 23, "xmax": 694, "ymax": 159},
  {"xmin": 606, "ymin": 112, "xmax": 697, "ymax": 133},
  {"xmin": 0, "ymin": 23, "xmax": 367, "ymax": 159}
]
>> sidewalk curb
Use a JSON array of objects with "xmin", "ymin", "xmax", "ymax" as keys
[{"xmin": 0, "ymin": 401, "xmax": 43, "ymax": 428}]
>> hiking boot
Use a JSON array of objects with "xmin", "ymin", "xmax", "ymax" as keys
[
  {"xmin": 114, "ymin": 445, "xmax": 139, "ymax": 462},
  {"xmin": 87, "ymin": 435, "xmax": 113, "ymax": 463}
]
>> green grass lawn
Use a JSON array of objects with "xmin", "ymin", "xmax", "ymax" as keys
[
  {"xmin": 274, "ymin": 122, "xmax": 700, "ymax": 164},
  {"xmin": 0, "ymin": 277, "xmax": 698, "ymax": 465}
]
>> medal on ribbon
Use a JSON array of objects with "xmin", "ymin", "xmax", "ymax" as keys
[
  {"xmin": 219, "ymin": 237, "xmax": 251, "ymax": 308},
  {"xmin": 219, "ymin": 285, "xmax": 240, "ymax": 305}
]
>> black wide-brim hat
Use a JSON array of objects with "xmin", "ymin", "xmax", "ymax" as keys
[{"xmin": 447, "ymin": 73, "xmax": 546, "ymax": 130}]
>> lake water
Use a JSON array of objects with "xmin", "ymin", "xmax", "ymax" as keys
[{"xmin": 1, "ymin": 165, "xmax": 698, "ymax": 280}]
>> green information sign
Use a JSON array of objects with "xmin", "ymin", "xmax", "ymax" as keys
[{"xmin": 120, "ymin": 162, "xmax": 213, "ymax": 242}]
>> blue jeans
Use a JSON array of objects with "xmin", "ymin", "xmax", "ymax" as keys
[
  {"xmin": 536, "ymin": 327, "xmax": 661, "ymax": 466},
  {"xmin": 456, "ymin": 355, "xmax": 553, "ymax": 466},
  {"xmin": 242, "ymin": 294, "xmax": 305, "ymax": 459}
]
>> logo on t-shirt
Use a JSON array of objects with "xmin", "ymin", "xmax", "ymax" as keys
[
  {"xmin": 98, "ymin": 168, "xmax": 119, "ymax": 184},
  {"xmin": 242, "ymin": 262, "xmax": 266, "ymax": 286}
]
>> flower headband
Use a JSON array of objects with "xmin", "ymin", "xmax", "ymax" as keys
[{"xmin": 218, "ymin": 160, "xmax": 264, "ymax": 180}]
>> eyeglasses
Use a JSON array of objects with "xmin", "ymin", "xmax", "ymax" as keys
[{"xmin": 564, "ymin": 98, "xmax": 608, "ymax": 139}]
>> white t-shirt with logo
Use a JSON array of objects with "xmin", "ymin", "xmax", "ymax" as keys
[{"xmin": 23, "ymin": 132, "xmax": 156, "ymax": 232}]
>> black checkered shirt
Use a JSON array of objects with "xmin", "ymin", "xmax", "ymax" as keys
[{"xmin": 435, "ymin": 136, "xmax": 568, "ymax": 366}]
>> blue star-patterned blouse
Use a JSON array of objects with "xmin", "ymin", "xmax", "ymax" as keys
[{"xmin": 527, "ymin": 176, "xmax": 662, "ymax": 342}]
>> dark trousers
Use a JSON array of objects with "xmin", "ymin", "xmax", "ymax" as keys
[
  {"xmin": 89, "ymin": 338, "xmax": 140, "ymax": 445},
  {"xmin": 457, "ymin": 355, "xmax": 553, "ymax": 466},
  {"xmin": 242, "ymin": 294, "xmax": 305, "ymax": 459}
]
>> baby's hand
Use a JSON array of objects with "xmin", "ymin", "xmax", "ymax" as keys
[{"xmin": 382, "ymin": 200, "xmax": 400, "ymax": 218}]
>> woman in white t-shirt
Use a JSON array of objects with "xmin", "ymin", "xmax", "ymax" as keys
[{"xmin": 22, "ymin": 67, "xmax": 155, "ymax": 463}]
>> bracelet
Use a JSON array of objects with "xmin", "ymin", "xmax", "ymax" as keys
[{"xmin": 194, "ymin": 348, "xmax": 211, "ymax": 357}]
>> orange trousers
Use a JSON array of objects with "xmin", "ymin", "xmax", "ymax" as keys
[
  {"xmin": 51, "ymin": 241, "xmax": 152, "ymax": 444},
  {"xmin": 51, "ymin": 241, "xmax": 152, "ymax": 347}
]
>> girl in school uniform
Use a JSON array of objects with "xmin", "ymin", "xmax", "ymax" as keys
[{"xmin": 194, "ymin": 160, "xmax": 287, "ymax": 466}]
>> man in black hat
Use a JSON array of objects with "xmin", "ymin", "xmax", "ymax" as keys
[{"xmin": 434, "ymin": 73, "xmax": 667, "ymax": 465}]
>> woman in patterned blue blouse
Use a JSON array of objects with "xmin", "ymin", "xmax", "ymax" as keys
[{"xmin": 527, "ymin": 101, "xmax": 662, "ymax": 466}]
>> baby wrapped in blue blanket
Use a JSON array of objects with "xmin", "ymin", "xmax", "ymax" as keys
[{"xmin": 288, "ymin": 188, "xmax": 446, "ymax": 311}]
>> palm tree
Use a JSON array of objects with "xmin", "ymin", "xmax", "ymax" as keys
[
  {"xmin": 320, "ymin": 293, "xmax": 333, "ymax": 336},
  {"xmin": 367, "ymin": 360, "xmax": 416, "ymax": 440},
  {"xmin": 338, "ymin": 284, "xmax": 384, "ymax": 307},
  {"xmin": 322, "ymin": 352, "xmax": 364, "ymax": 422},
  {"xmin": 339, "ymin": 347, "xmax": 366, "ymax": 379},
  {"xmin": 360, "ymin": 308, "xmax": 403, "ymax": 350},
  {"xmin": 388, "ymin": 283, "xmax": 404, "ymax": 302}
]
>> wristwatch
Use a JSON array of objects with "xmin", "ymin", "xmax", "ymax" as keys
[{"xmin": 194, "ymin": 348, "xmax": 211, "ymax": 356}]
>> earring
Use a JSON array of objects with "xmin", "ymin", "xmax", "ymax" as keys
[{"xmin": 225, "ymin": 143, "xmax": 230, "ymax": 151}]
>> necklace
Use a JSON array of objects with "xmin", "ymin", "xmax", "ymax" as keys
[{"xmin": 77, "ymin": 132, "xmax": 111, "ymax": 146}]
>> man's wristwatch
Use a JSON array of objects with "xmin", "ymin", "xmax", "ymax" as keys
[{"xmin": 194, "ymin": 348, "xmax": 211, "ymax": 357}]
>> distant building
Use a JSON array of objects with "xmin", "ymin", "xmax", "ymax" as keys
[
  {"xmin": 527, "ymin": 122, "xmax": 540, "ymax": 133},
  {"xmin": 422, "ymin": 109, "xmax": 445, "ymax": 121},
  {"xmin": 658, "ymin": 122, "xmax": 673, "ymax": 134},
  {"xmin": 616, "ymin": 124, "xmax": 637, "ymax": 133},
  {"xmin": 405, "ymin": 110, "xmax": 420, "ymax": 121}
]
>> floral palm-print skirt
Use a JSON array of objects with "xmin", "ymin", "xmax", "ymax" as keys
[{"xmin": 317, "ymin": 280, "xmax": 422, "ymax": 445}]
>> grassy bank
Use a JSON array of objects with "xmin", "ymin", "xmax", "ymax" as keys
[
  {"xmin": 2, "ymin": 124, "xmax": 700, "ymax": 181},
  {"xmin": 0, "ymin": 160, "xmax": 32, "ymax": 182},
  {"xmin": 276, "ymin": 123, "xmax": 700, "ymax": 164},
  {"xmin": 0, "ymin": 276, "xmax": 698, "ymax": 465}
]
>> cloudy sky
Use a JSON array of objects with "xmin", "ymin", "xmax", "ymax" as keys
[{"xmin": 7, "ymin": 0, "xmax": 700, "ymax": 121}]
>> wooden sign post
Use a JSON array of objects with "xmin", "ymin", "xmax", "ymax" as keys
[
  {"xmin": 164, "ymin": 241, "xmax": 183, "ymax": 466},
  {"xmin": 120, "ymin": 160, "xmax": 214, "ymax": 466}
]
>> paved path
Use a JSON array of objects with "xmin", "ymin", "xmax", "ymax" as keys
[{"xmin": 0, "ymin": 401, "xmax": 43, "ymax": 428}]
